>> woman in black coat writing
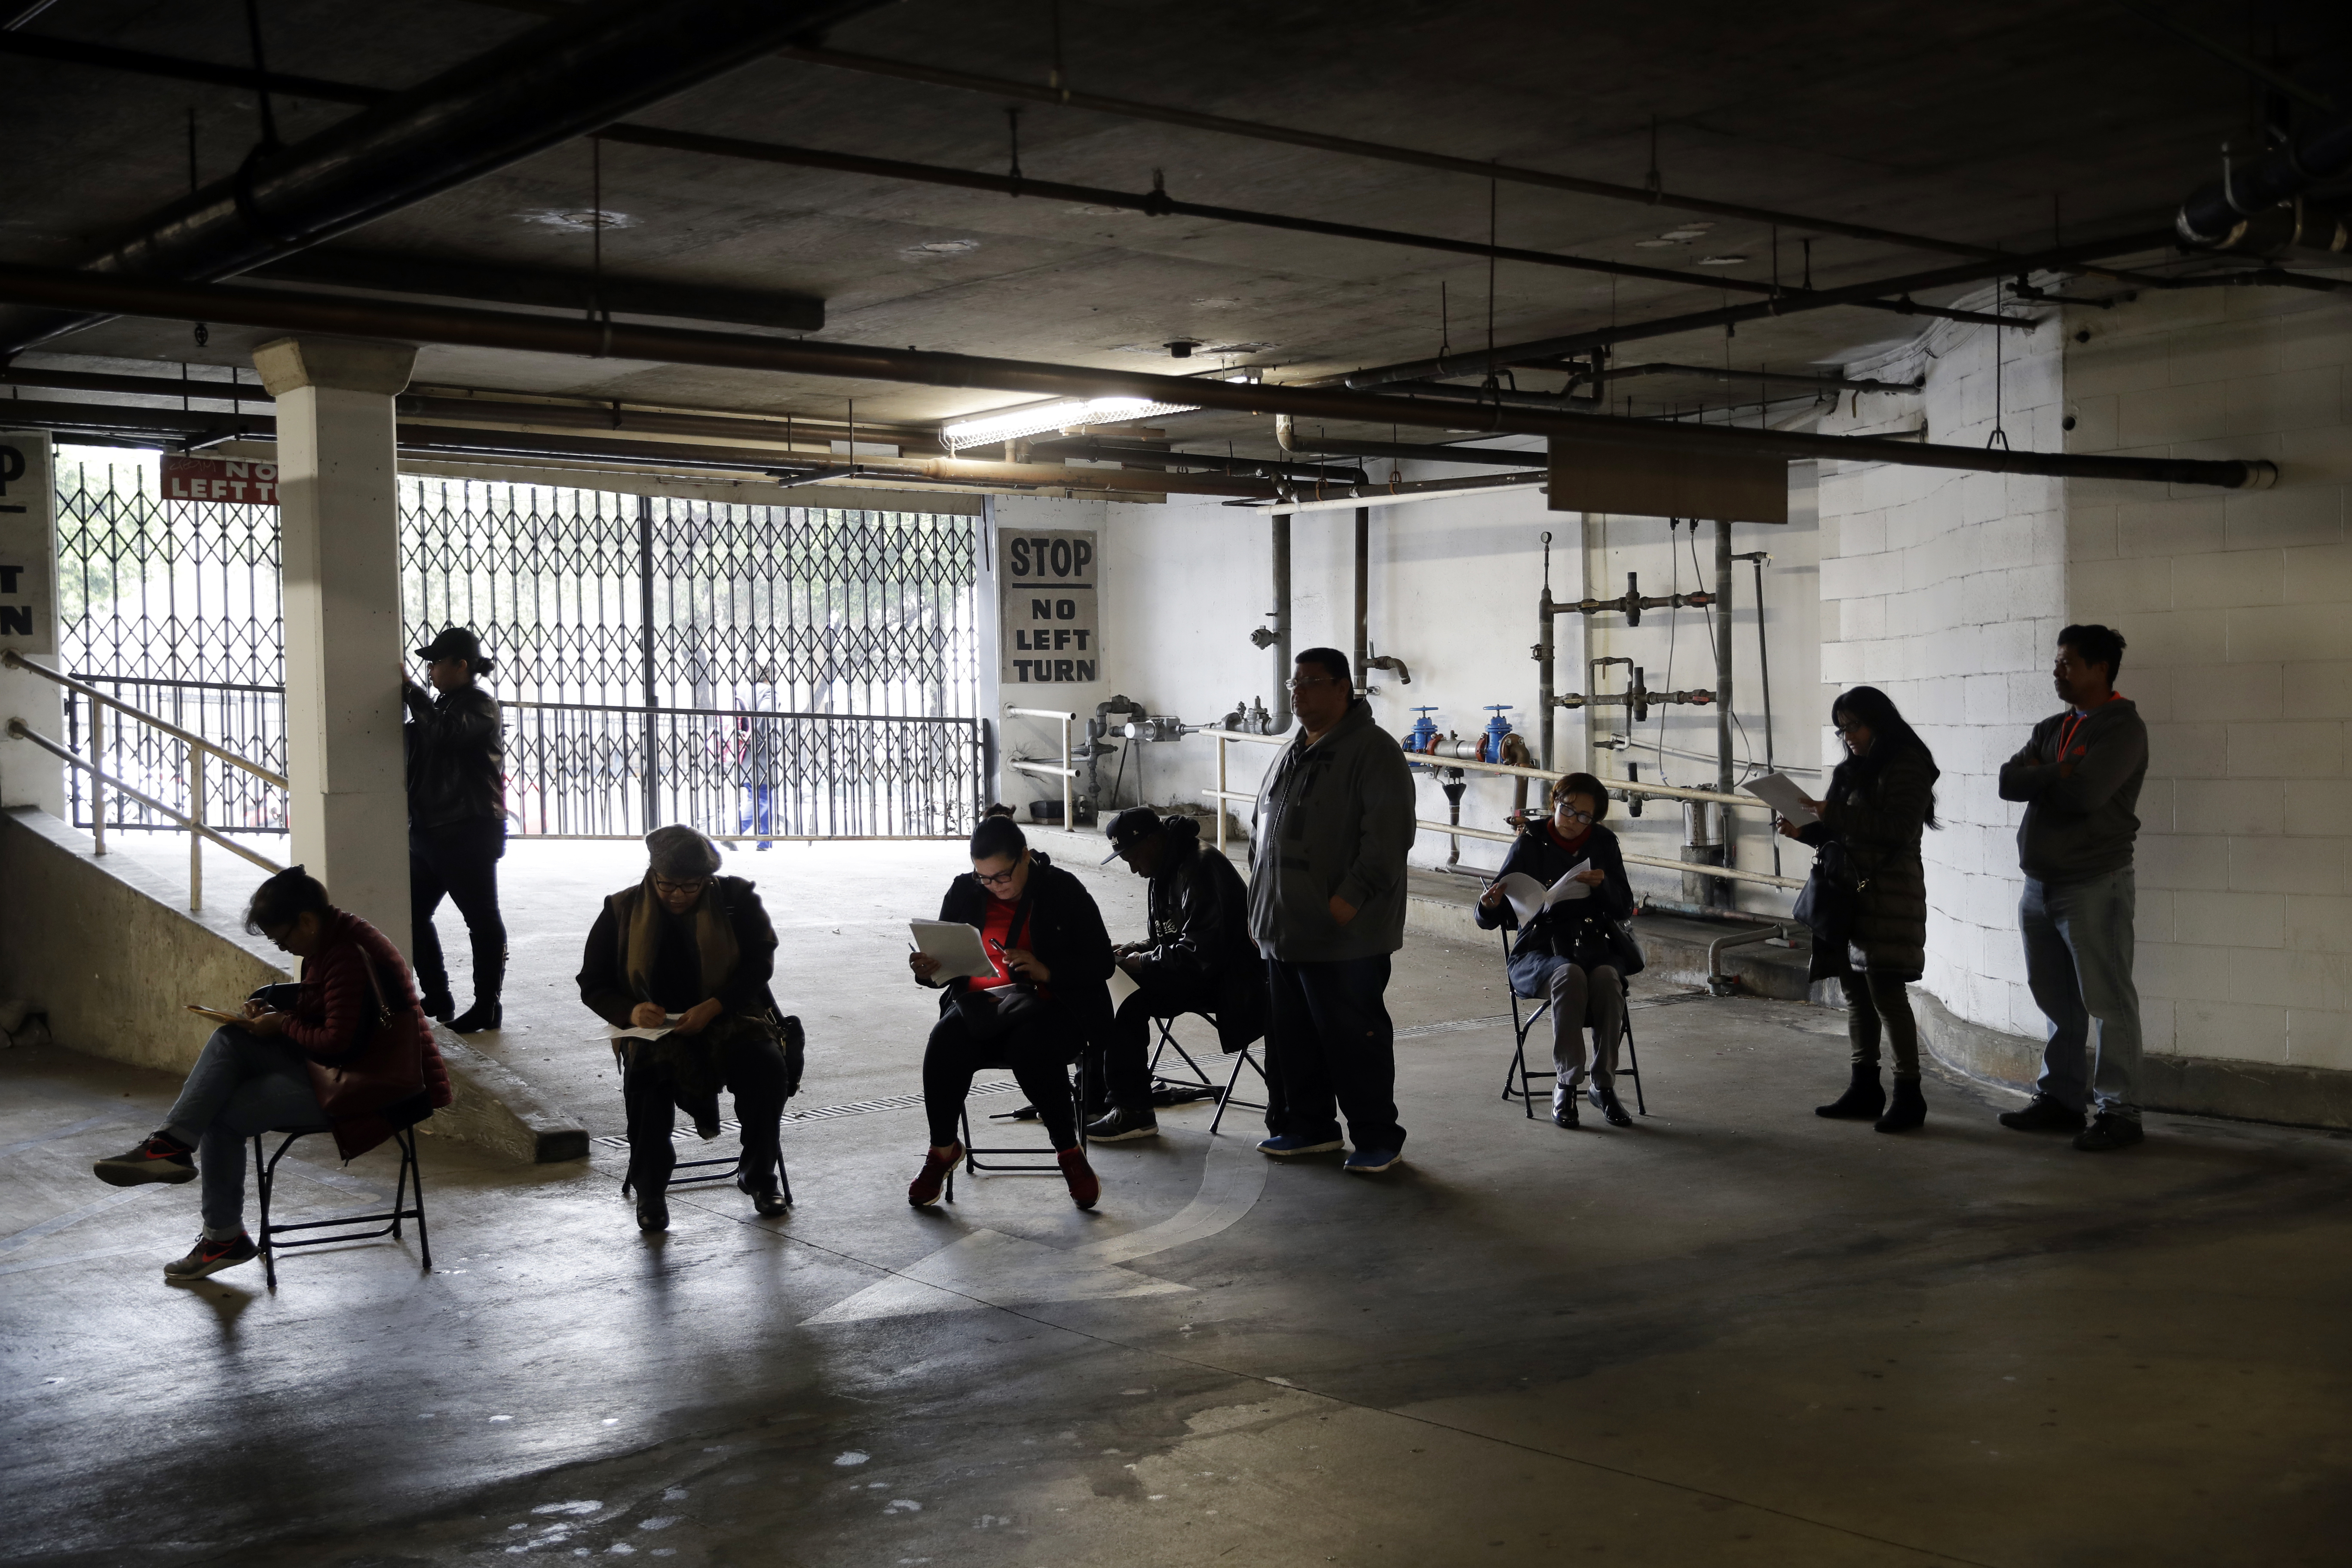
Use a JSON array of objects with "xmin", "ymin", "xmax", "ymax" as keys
[
  {"xmin": 906, "ymin": 815, "xmax": 1114, "ymax": 1209},
  {"xmin": 1779, "ymin": 685, "xmax": 1941, "ymax": 1133},
  {"xmin": 1476, "ymin": 773, "xmax": 1638, "ymax": 1128}
]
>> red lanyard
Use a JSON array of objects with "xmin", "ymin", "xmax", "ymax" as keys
[{"xmin": 2056, "ymin": 693, "xmax": 2121, "ymax": 761}]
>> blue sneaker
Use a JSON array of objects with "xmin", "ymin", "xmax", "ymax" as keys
[
  {"xmin": 1256, "ymin": 1133, "xmax": 1343, "ymax": 1156},
  {"xmin": 1343, "ymin": 1147, "xmax": 1402, "ymax": 1173}
]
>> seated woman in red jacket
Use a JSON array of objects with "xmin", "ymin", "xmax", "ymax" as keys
[{"xmin": 91, "ymin": 867, "xmax": 450, "ymax": 1280}]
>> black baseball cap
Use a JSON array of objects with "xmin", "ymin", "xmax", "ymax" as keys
[
  {"xmin": 1100, "ymin": 806, "xmax": 1166, "ymax": 863},
  {"xmin": 415, "ymin": 626, "xmax": 492, "ymax": 670}
]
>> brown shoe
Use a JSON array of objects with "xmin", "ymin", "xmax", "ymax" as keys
[
  {"xmin": 908, "ymin": 1144, "xmax": 961, "ymax": 1207},
  {"xmin": 1057, "ymin": 1146, "xmax": 1100, "ymax": 1210}
]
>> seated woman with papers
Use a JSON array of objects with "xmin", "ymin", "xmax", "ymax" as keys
[
  {"xmin": 1476, "ymin": 772, "xmax": 1639, "ymax": 1128},
  {"xmin": 905, "ymin": 815, "xmax": 1115, "ymax": 1210}
]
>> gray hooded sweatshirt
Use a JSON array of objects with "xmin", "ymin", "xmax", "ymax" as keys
[{"xmin": 1248, "ymin": 697, "xmax": 1417, "ymax": 962}]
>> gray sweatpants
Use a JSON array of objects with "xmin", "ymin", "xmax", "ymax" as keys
[{"xmin": 165, "ymin": 1026, "xmax": 330, "ymax": 1234}]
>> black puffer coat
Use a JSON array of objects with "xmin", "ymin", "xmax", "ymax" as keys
[{"xmin": 1798, "ymin": 745, "xmax": 1938, "ymax": 982}]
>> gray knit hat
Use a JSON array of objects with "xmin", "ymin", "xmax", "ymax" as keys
[{"xmin": 645, "ymin": 824, "xmax": 723, "ymax": 877}]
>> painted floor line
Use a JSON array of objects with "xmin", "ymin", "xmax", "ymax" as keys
[
  {"xmin": 0, "ymin": 1188, "xmax": 145, "ymax": 1254},
  {"xmin": 0, "ymin": 1114, "xmax": 129, "ymax": 1160}
]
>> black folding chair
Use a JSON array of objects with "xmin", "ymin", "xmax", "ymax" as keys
[
  {"xmin": 951, "ymin": 1063, "xmax": 1084, "ymax": 1200},
  {"xmin": 1147, "ymin": 1009, "xmax": 1269, "ymax": 1132},
  {"xmin": 251, "ymin": 1120, "xmax": 430, "ymax": 1289},
  {"xmin": 610, "ymin": 1041, "xmax": 796, "ymax": 1205},
  {"xmin": 1498, "ymin": 927, "xmax": 1647, "ymax": 1119}
]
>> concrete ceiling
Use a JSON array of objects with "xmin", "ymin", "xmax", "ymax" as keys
[{"xmin": 9, "ymin": 0, "xmax": 2351, "ymax": 456}]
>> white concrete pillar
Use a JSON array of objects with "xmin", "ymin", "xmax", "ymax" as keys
[{"xmin": 252, "ymin": 337, "xmax": 417, "ymax": 950}]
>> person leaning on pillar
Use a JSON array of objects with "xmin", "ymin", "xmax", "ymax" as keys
[{"xmin": 403, "ymin": 626, "xmax": 508, "ymax": 1033}]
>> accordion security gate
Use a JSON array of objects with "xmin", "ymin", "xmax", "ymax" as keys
[{"xmin": 55, "ymin": 462, "xmax": 985, "ymax": 844}]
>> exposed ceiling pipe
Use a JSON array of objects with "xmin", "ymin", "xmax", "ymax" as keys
[
  {"xmin": 1564, "ymin": 361, "xmax": 1923, "ymax": 395},
  {"xmin": 1274, "ymin": 414, "xmax": 1537, "ymax": 468},
  {"xmin": 1306, "ymin": 228, "xmax": 2171, "ymax": 391},
  {"xmin": 1027, "ymin": 436, "xmax": 1364, "ymax": 484},
  {"xmin": 0, "ymin": 264, "xmax": 2277, "ymax": 490},
  {"xmin": 0, "ymin": 21, "xmax": 2024, "ymax": 331},
  {"xmin": 249, "ymin": 249, "xmax": 825, "ymax": 332},
  {"xmin": 0, "ymin": 0, "xmax": 888, "ymax": 356},
  {"xmin": 769, "ymin": 46, "xmax": 2060, "ymax": 266},
  {"xmin": 2175, "ymin": 117, "xmax": 2352, "ymax": 248}
]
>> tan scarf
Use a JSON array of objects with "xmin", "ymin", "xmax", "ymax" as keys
[{"xmin": 615, "ymin": 872, "xmax": 739, "ymax": 1005}]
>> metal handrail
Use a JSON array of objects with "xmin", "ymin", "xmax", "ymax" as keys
[
  {"xmin": 6, "ymin": 720, "xmax": 286, "ymax": 879},
  {"xmin": 507, "ymin": 696, "xmax": 981, "ymax": 726},
  {"xmin": 4, "ymin": 650, "xmax": 289, "ymax": 788},
  {"xmin": 1004, "ymin": 706, "xmax": 1075, "ymax": 826}
]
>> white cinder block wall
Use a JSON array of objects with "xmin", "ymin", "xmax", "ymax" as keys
[
  {"xmin": 1818, "ymin": 305, "xmax": 2070, "ymax": 1041},
  {"xmin": 2061, "ymin": 285, "xmax": 2352, "ymax": 1077}
]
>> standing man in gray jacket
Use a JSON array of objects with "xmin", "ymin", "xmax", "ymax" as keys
[
  {"xmin": 1996, "ymin": 624, "xmax": 2150, "ymax": 1152},
  {"xmin": 1249, "ymin": 646, "xmax": 1417, "ymax": 1172}
]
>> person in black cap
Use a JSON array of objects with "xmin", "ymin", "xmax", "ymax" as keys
[
  {"xmin": 403, "ymin": 627, "xmax": 507, "ymax": 1033},
  {"xmin": 578, "ymin": 824, "xmax": 801, "ymax": 1230},
  {"xmin": 1087, "ymin": 807, "xmax": 1267, "ymax": 1141}
]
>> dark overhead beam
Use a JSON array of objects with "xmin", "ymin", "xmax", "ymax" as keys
[
  {"xmin": 248, "ymin": 249, "xmax": 824, "ymax": 332},
  {"xmin": 0, "ymin": 264, "xmax": 2275, "ymax": 491},
  {"xmin": 1, "ymin": 366, "xmax": 276, "ymax": 402},
  {"xmin": 1311, "ymin": 228, "xmax": 2173, "ymax": 390},
  {"xmin": 0, "ymin": 0, "xmax": 885, "ymax": 355},
  {"xmin": 0, "ymin": 31, "xmax": 387, "ymax": 101}
]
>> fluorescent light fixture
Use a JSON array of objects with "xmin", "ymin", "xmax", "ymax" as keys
[{"xmin": 940, "ymin": 396, "xmax": 1199, "ymax": 453}]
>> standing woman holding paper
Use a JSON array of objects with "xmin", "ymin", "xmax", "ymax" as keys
[
  {"xmin": 1779, "ymin": 686, "xmax": 1941, "ymax": 1132},
  {"xmin": 1476, "ymin": 773, "xmax": 1638, "ymax": 1128},
  {"xmin": 905, "ymin": 815, "xmax": 1114, "ymax": 1209}
]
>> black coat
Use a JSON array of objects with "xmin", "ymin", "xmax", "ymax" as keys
[
  {"xmin": 576, "ymin": 875, "xmax": 781, "ymax": 1026},
  {"xmin": 402, "ymin": 680, "xmax": 504, "ymax": 830},
  {"xmin": 1130, "ymin": 817, "xmax": 1267, "ymax": 1049},
  {"xmin": 1476, "ymin": 822, "xmax": 1636, "ymax": 998},
  {"xmin": 928, "ymin": 853, "xmax": 1116, "ymax": 1045},
  {"xmin": 1797, "ymin": 744, "xmax": 1937, "ymax": 982}
]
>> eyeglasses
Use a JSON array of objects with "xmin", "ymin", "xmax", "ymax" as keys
[
  {"xmin": 974, "ymin": 865, "xmax": 1021, "ymax": 888},
  {"xmin": 1284, "ymin": 675, "xmax": 1340, "ymax": 693},
  {"xmin": 1555, "ymin": 808, "xmax": 1594, "ymax": 824},
  {"xmin": 651, "ymin": 876, "xmax": 710, "ymax": 896}
]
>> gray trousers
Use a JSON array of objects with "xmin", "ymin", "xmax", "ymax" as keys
[
  {"xmin": 164, "ymin": 1026, "xmax": 330, "ymax": 1233},
  {"xmin": 2020, "ymin": 868, "xmax": 2142, "ymax": 1120},
  {"xmin": 1535, "ymin": 960, "xmax": 1625, "ymax": 1104}
]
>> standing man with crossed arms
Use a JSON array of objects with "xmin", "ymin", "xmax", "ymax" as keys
[{"xmin": 1997, "ymin": 624, "xmax": 2150, "ymax": 1152}]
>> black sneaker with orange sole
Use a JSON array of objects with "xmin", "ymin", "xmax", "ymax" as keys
[
  {"xmin": 93, "ymin": 1133, "xmax": 196, "ymax": 1187},
  {"xmin": 163, "ymin": 1232, "xmax": 257, "ymax": 1280}
]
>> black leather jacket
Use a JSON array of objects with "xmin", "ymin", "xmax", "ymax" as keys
[
  {"xmin": 402, "ymin": 680, "xmax": 504, "ymax": 830},
  {"xmin": 1131, "ymin": 817, "xmax": 1266, "ymax": 1046}
]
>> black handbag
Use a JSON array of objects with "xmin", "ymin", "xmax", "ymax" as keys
[{"xmin": 1793, "ymin": 839, "xmax": 1867, "ymax": 949}]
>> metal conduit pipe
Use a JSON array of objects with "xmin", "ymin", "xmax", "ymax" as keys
[
  {"xmin": 1311, "ymin": 228, "xmax": 2173, "ymax": 391},
  {"xmin": 1353, "ymin": 507, "xmax": 1369, "ymax": 692},
  {"xmin": 0, "ymin": 266, "xmax": 2280, "ymax": 492},
  {"xmin": 0, "ymin": 0, "xmax": 885, "ymax": 356},
  {"xmin": 2177, "ymin": 116, "xmax": 2352, "ymax": 248},
  {"xmin": 1276, "ymin": 414, "xmax": 1540, "ymax": 469},
  {"xmin": 1267, "ymin": 515, "xmax": 1294, "ymax": 734}
]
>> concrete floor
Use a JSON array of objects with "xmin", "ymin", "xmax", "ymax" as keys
[{"xmin": 12, "ymin": 836, "xmax": 2352, "ymax": 1566}]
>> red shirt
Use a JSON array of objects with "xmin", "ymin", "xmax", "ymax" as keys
[{"xmin": 965, "ymin": 897, "xmax": 1021, "ymax": 992}]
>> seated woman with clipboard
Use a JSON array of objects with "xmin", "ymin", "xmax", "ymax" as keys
[{"xmin": 905, "ymin": 815, "xmax": 1114, "ymax": 1209}]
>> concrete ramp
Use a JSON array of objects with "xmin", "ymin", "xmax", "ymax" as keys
[{"xmin": 0, "ymin": 806, "xmax": 587, "ymax": 1163}]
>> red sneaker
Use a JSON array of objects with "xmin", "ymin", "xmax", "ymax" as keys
[
  {"xmin": 908, "ymin": 1144, "xmax": 962, "ymax": 1207},
  {"xmin": 163, "ymin": 1232, "xmax": 257, "ymax": 1279},
  {"xmin": 1057, "ymin": 1146, "xmax": 1100, "ymax": 1210},
  {"xmin": 94, "ymin": 1133, "xmax": 197, "ymax": 1187}
]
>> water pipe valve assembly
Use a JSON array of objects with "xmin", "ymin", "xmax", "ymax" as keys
[
  {"xmin": 1553, "ymin": 665, "xmax": 1714, "ymax": 723},
  {"xmin": 1546, "ymin": 571, "xmax": 1714, "ymax": 628},
  {"xmin": 1121, "ymin": 714, "xmax": 1193, "ymax": 743}
]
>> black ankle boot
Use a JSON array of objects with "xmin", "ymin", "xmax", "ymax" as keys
[
  {"xmin": 1816, "ymin": 1063, "xmax": 1886, "ymax": 1120},
  {"xmin": 1875, "ymin": 1077, "xmax": 1926, "ymax": 1133}
]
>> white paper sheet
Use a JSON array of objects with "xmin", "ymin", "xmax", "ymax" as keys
[
  {"xmin": 596, "ymin": 1014, "xmax": 680, "ymax": 1043},
  {"xmin": 911, "ymin": 919, "xmax": 1001, "ymax": 981},
  {"xmin": 1493, "ymin": 860, "xmax": 1593, "ymax": 925},
  {"xmin": 1741, "ymin": 771, "xmax": 1821, "ymax": 825}
]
